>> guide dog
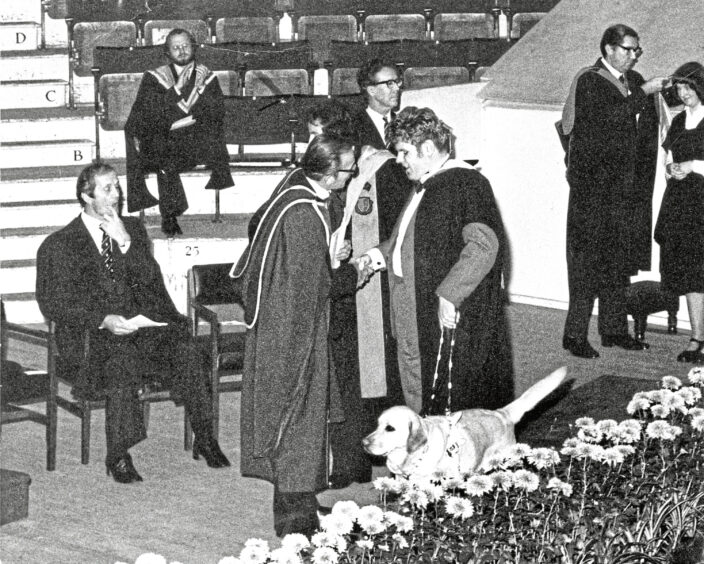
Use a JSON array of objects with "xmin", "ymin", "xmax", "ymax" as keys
[{"xmin": 362, "ymin": 367, "xmax": 566, "ymax": 479}]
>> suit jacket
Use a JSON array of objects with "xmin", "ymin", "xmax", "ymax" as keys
[
  {"xmin": 565, "ymin": 58, "xmax": 655, "ymax": 278},
  {"xmin": 353, "ymin": 108, "xmax": 387, "ymax": 150},
  {"xmin": 36, "ymin": 215, "xmax": 183, "ymax": 387}
]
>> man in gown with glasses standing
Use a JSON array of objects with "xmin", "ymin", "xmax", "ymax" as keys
[
  {"xmin": 560, "ymin": 23, "xmax": 669, "ymax": 358},
  {"xmin": 354, "ymin": 58, "xmax": 404, "ymax": 149}
]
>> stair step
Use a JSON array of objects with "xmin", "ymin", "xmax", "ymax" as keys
[
  {"xmin": 0, "ymin": 139, "xmax": 94, "ymax": 168},
  {"xmin": 0, "ymin": 49, "xmax": 68, "ymax": 81},
  {"xmin": 0, "ymin": 198, "xmax": 80, "ymax": 229},
  {"xmin": 0, "ymin": 22, "xmax": 40, "ymax": 51},
  {"xmin": 1, "ymin": 293, "xmax": 43, "ymax": 325},
  {"xmin": 1, "ymin": 0, "xmax": 41, "ymax": 23},
  {"xmin": 1, "ymin": 106, "xmax": 94, "ymax": 143},
  {"xmin": 0, "ymin": 80, "xmax": 68, "ymax": 109},
  {"xmin": 0, "ymin": 263, "xmax": 35, "ymax": 294}
]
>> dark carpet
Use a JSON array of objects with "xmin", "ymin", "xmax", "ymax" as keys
[{"xmin": 516, "ymin": 375, "xmax": 657, "ymax": 448}]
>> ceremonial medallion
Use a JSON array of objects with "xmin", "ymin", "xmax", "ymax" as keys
[{"xmin": 355, "ymin": 196, "xmax": 373, "ymax": 215}]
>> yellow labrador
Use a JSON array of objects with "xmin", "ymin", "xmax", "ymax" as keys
[{"xmin": 362, "ymin": 367, "xmax": 566, "ymax": 479}]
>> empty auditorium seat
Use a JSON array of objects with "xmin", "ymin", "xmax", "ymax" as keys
[
  {"xmin": 364, "ymin": 14, "xmax": 427, "ymax": 42},
  {"xmin": 433, "ymin": 13, "xmax": 495, "ymax": 41},
  {"xmin": 244, "ymin": 69, "xmax": 311, "ymax": 96},
  {"xmin": 143, "ymin": 19, "xmax": 210, "ymax": 45},
  {"xmin": 71, "ymin": 21, "xmax": 137, "ymax": 77},
  {"xmin": 297, "ymin": 15, "xmax": 359, "ymax": 65},
  {"xmin": 331, "ymin": 68, "xmax": 362, "ymax": 95},
  {"xmin": 509, "ymin": 12, "xmax": 546, "ymax": 39},
  {"xmin": 403, "ymin": 66, "xmax": 470, "ymax": 90},
  {"xmin": 215, "ymin": 17, "xmax": 277, "ymax": 43}
]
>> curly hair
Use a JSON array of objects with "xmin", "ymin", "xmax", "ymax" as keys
[
  {"xmin": 386, "ymin": 106, "xmax": 453, "ymax": 154},
  {"xmin": 305, "ymin": 99, "xmax": 358, "ymax": 144}
]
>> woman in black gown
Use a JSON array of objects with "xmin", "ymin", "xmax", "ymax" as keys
[{"xmin": 654, "ymin": 61, "xmax": 704, "ymax": 364}]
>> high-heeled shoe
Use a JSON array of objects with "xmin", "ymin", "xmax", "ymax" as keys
[
  {"xmin": 193, "ymin": 436, "xmax": 230, "ymax": 468},
  {"xmin": 106, "ymin": 454, "xmax": 143, "ymax": 483},
  {"xmin": 677, "ymin": 339, "xmax": 704, "ymax": 363}
]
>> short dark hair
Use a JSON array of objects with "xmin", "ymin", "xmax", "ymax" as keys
[
  {"xmin": 671, "ymin": 61, "xmax": 704, "ymax": 105},
  {"xmin": 76, "ymin": 161, "xmax": 116, "ymax": 206},
  {"xmin": 387, "ymin": 106, "xmax": 453, "ymax": 155},
  {"xmin": 301, "ymin": 134, "xmax": 355, "ymax": 182},
  {"xmin": 306, "ymin": 99, "xmax": 358, "ymax": 144},
  {"xmin": 163, "ymin": 28, "xmax": 197, "ymax": 55},
  {"xmin": 357, "ymin": 58, "xmax": 398, "ymax": 95},
  {"xmin": 600, "ymin": 24, "xmax": 639, "ymax": 57}
]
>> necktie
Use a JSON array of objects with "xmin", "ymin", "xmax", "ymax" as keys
[
  {"xmin": 101, "ymin": 230, "xmax": 115, "ymax": 280},
  {"xmin": 383, "ymin": 115, "xmax": 390, "ymax": 147},
  {"xmin": 619, "ymin": 74, "xmax": 628, "ymax": 92}
]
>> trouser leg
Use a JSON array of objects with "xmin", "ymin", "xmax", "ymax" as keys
[
  {"xmin": 104, "ymin": 387, "xmax": 146, "ymax": 467},
  {"xmin": 273, "ymin": 483, "xmax": 319, "ymax": 538},
  {"xmin": 598, "ymin": 284, "xmax": 629, "ymax": 337},
  {"xmin": 156, "ymin": 169, "xmax": 188, "ymax": 219},
  {"xmin": 564, "ymin": 248, "xmax": 596, "ymax": 341}
]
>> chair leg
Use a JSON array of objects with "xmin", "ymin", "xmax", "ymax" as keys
[
  {"xmin": 81, "ymin": 407, "xmax": 91, "ymax": 465},
  {"xmin": 46, "ymin": 397, "xmax": 57, "ymax": 471},
  {"xmin": 184, "ymin": 412, "xmax": 192, "ymax": 451},
  {"xmin": 143, "ymin": 401, "xmax": 151, "ymax": 431}
]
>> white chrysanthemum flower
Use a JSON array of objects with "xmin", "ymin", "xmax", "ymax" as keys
[
  {"xmin": 651, "ymin": 404, "xmax": 671, "ymax": 419},
  {"xmin": 356, "ymin": 539, "xmax": 374, "ymax": 550},
  {"xmin": 331, "ymin": 500, "xmax": 359, "ymax": 521},
  {"xmin": 392, "ymin": 514, "xmax": 414, "ymax": 533},
  {"xmin": 562, "ymin": 437, "xmax": 580, "ymax": 448},
  {"xmin": 512, "ymin": 469, "xmax": 540, "ymax": 492},
  {"xmin": 464, "ymin": 474, "xmax": 493, "ymax": 496},
  {"xmin": 546, "ymin": 477, "xmax": 572, "ymax": 496},
  {"xmin": 422, "ymin": 483, "xmax": 445, "ymax": 503},
  {"xmin": 690, "ymin": 407, "xmax": 704, "ymax": 418},
  {"xmin": 441, "ymin": 474, "xmax": 464, "ymax": 490},
  {"xmin": 217, "ymin": 558, "xmax": 240, "ymax": 564},
  {"xmin": 689, "ymin": 366, "xmax": 704, "ymax": 385},
  {"xmin": 363, "ymin": 520, "xmax": 386, "ymax": 535},
  {"xmin": 311, "ymin": 546, "xmax": 339, "ymax": 564},
  {"xmin": 627, "ymin": 397, "xmax": 651, "ymax": 414},
  {"xmin": 661, "ymin": 375, "xmax": 683, "ymax": 390},
  {"xmin": 135, "ymin": 555, "xmax": 168, "ymax": 564},
  {"xmin": 668, "ymin": 393, "xmax": 688, "ymax": 414},
  {"xmin": 577, "ymin": 424, "xmax": 602, "ymax": 443},
  {"xmin": 402, "ymin": 488, "xmax": 429, "ymax": 509},
  {"xmin": 575, "ymin": 416, "xmax": 595, "ymax": 428},
  {"xmin": 269, "ymin": 548, "xmax": 302, "ymax": 564},
  {"xmin": 647, "ymin": 389, "xmax": 665, "ymax": 403},
  {"xmin": 392, "ymin": 533, "xmax": 409, "ymax": 549},
  {"xmin": 281, "ymin": 534, "xmax": 310, "ymax": 554},
  {"xmin": 596, "ymin": 419, "xmax": 619, "ymax": 436},
  {"xmin": 632, "ymin": 391, "xmax": 650, "ymax": 401},
  {"xmin": 646, "ymin": 421, "xmax": 678, "ymax": 440},
  {"xmin": 490, "ymin": 470, "xmax": 514, "ymax": 491},
  {"xmin": 677, "ymin": 388, "xmax": 699, "ymax": 406},
  {"xmin": 445, "ymin": 495, "xmax": 475, "ymax": 519},
  {"xmin": 618, "ymin": 419, "xmax": 642, "ymax": 434},
  {"xmin": 602, "ymin": 447, "xmax": 625, "ymax": 466},
  {"xmin": 319, "ymin": 512, "xmax": 354, "ymax": 536},
  {"xmin": 507, "ymin": 443, "xmax": 533, "ymax": 458},
  {"xmin": 692, "ymin": 415, "xmax": 704, "ymax": 432},
  {"xmin": 373, "ymin": 476, "xmax": 404, "ymax": 494},
  {"xmin": 239, "ymin": 544, "xmax": 270, "ymax": 564},
  {"xmin": 485, "ymin": 452, "xmax": 508, "ymax": 470},
  {"xmin": 310, "ymin": 531, "xmax": 339, "ymax": 548},
  {"xmin": 527, "ymin": 447, "xmax": 560, "ymax": 469}
]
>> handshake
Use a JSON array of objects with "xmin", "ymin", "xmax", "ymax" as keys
[{"xmin": 352, "ymin": 255, "xmax": 377, "ymax": 288}]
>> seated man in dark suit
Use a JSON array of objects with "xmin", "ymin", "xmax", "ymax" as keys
[
  {"xmin": 124, "ymin": 28, "xmax": 234, "ymax": 237},
  {"xmin": 354, "ymin": 58, "xmax": 403, "ymax": 149},
  {"xmin": 36, "ymin": 162, "xmax": 229, "ymax": 483}
]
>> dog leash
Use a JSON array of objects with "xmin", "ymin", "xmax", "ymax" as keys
[{"xmin": 429, "ymin": 323, "xmax": 457, "ymax": 416}]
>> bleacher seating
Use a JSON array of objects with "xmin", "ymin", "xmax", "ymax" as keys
[
  {"xmin": 215, "ymin": 17, "xmax": 277, "ymax": 43},
  {"xmin": 364, "ymin": 14, "xmax": 428, "ymax": 42},
  {"xmin": 142, "ymin": 19, "xmax": 210, "ymax": 46},
  {"xmin": 433, "ymin": 13, "xmax": 495, "ymax": 41}
]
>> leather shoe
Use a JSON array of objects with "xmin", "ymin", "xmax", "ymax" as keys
[
  {"xmin": 562, "ymin": 336, "xmax": 599, "ymax": 359},
  {"xmin": 327, "ymin": 473, "xmax": 353, "ymax": 490},
  {"xmin": 317, "ymin": 505, "xmax": 332, "ymax": 516},
  {"xmin": 677, "ymin": 339, "xmax": 704, "ymax": 363},
  {"xmin": 193, "ymin": 435, "xmax": 231, "ymax": 468},
  {"xmin": 601, "ymin": 334, "xmax": 650, "ymax": 350},
  {"xmin": 106, "ymin": 455, "xmax": 143, "ymax": 484}
]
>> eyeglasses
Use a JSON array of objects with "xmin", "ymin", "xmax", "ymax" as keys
[
  {"xmin": 338, "ymin": 163, "xmax": 359, "ymax": 178},
  {"xmin": 369, "ymin": 78, "xmax": 403, "ymax": 88},
  {"xmin": 617, "ymin": 44, "xmax": 643, "ymax": 57}
]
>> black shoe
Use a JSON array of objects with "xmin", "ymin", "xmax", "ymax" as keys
[
  {"xmin": 327, "ymin": 473, "xmax": 353, "ymax": 490},
  {"xmin": 601, "ymin": 334, "xmax": 650, "ymax": 350},
  {"xmin": 677, "ymin": 339, "xmax": 704, "ymax": 363},
  {"xmin": 273, "ymin": 491, "xmax": 320, "ymax": 538},
  {"xmin": 106, "ymin": 455, "xmax": 143, "ymax": 484},
  {"xmin": 317, "ymin": 505, "xmax": 332, "ymax": 516},
  {"xmin": 562, "ymin": 336, "xmax": 599, "ymax": 359},
  {"xmin": 193, "ymin": 435, "xmax": 231, "ymax": 468},
  {"xmin": 161, "ymin": 217, "xmax": 183, "ymax": 237}
]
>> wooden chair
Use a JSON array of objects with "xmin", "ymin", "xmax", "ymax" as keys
[
  {"xmin": 0, "ymin": 301, "xmax": 57, "ymax": 471},
  {"xmin": 51, "ymin": 324, "xmax": 194, "ymax": 465},
  {"xmin": 187, "ymin": 263, "xmax": 245, "ymax": 441}
]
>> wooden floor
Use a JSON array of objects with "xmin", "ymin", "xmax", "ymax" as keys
[{"xmin": 0, "ymin": 303, "xmax": 696, "ymax": 564}]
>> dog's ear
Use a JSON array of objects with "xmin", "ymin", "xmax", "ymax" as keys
[{"xmin": 406, "ymin": 415, "xmax": 428, "ymax": 453}]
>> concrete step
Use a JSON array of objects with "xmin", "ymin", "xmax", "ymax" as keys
[
  {"xmin": 0, "ymin": 49, "xmax": 68, "ymax": 81},
  {"xmin": 0, "ymin": 231, "xmax": 52, "ymax": 262},
  {"xmin": 0, "ymin": 139, "xmax": 94, "ymax": 168},
  {"xmin": 0, "ymin": 22, "xmax": 40, "ymax": 51},
  {"xmin": 2, "ymin": 294, "xmax": 43, "ymax": 325},
  {"xmin": 0, "ymin": 80, "xmax": 68, "ymax": 109},
  {"xmin": 0, "ymin": 260, "xmax": 35, "ymax": 294},
  {"xmin": 1, "ymin": 106, "xmax": 94, "ymax": 143}
]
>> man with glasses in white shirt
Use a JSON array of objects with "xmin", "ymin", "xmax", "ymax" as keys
[
  {"xmin": 561, "ymin": 23, "xmax": 669, "ymax": 359},
  {"xmin": 355, "ymin": 58, "xmax": 403, "ymax": 149}
]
